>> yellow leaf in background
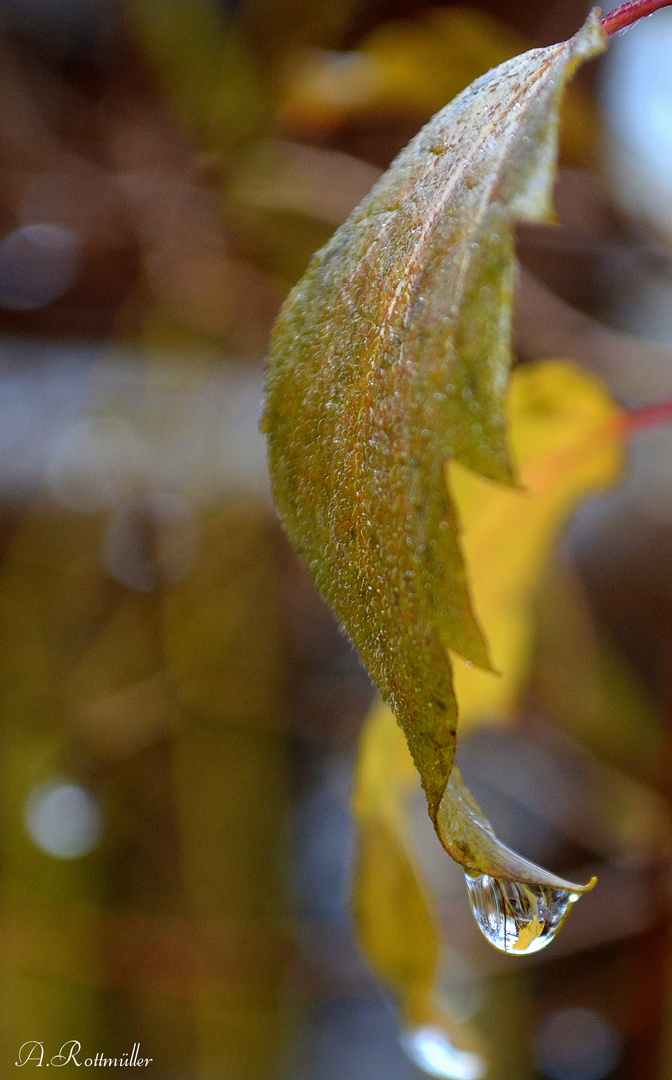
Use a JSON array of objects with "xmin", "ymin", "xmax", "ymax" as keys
[
  {"xmin": 450, "ymin": 359, "xmax": 623, "ymax": 732},
  {"xmin": 127, "ymin": 0, "xmax": 268, "ymax": 155},
  {"xmin": 352, "ymin": 703, "xmax": 436, "ymax": 1008},
  {"xmin": 279, "ymin": 7, "xmax": 598, "ymax": 167},
  {"xmin": 361, "ymin": 7, "xmax": 527, "ymax": 117},
  {"xmin": 352, "ymin": 698, "xmax": 418, "ymax": 823},
  {"xmin": 352, "ymin": 702, "xmax": 487, "ymax": 1074}
]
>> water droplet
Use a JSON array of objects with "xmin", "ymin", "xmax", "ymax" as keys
[
  {"xmin": 401, "ymin": 1025, "xmax": 487, "ymax": 1080},
  {"xmin": 464, "ymin": 874, "xmax": 579, "ymax": 955}
]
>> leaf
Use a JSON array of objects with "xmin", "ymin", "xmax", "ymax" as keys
[
  {"xmin": 352, "ymin": 702, "xmax": 487, "ymax": 1069},
  {"xmin": 127, "ymin": 0, "xmax": 268, "ymax": 155},
  {"xmin": 351, "ymin": 700, "xmax": 435, "ymax": 1011},
  {"xmin": 450, "ymin": 359, "xmax": 623, "ymax": 734},
  {"xmin": 264, "ymin": 11, "xmax": 606, "ymax": 873}
]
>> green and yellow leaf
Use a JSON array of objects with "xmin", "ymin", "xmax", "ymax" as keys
[{"xmin": 264, "ymin": 12, "xmax": 607, "ymax": 881}]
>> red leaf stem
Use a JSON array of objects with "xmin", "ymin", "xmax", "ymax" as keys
[
  {"xmin": 602, "ymin": 0, "xmax": 672, "ymax": 36},
  {"xmin": 621, "ymin": 398, "xmax": 672, "ymax": 435}
]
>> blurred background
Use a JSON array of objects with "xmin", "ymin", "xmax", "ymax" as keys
[{"xmin": 1, "ymin": 0, "xmax": 672, "ymax": 1077}]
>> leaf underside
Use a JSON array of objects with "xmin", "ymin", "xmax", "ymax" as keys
[{"xmin": 264, "ymin": 12, "xmax": 606, "ymax": 873}]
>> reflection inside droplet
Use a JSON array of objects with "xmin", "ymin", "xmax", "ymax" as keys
[
  {"xmin": 464, "ymin": 874, "xmax": 580, "ymax": 955},
  {"xmin": 25, "ymin": 780, "xmax": 102, "ymax": 859},
  {"xmin": 401, "ymin": 1026, "xmax": 487, "ymax": 1080}
]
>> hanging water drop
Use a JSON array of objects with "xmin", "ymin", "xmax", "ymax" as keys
[
  {"xmin": 464, "ymin": 873, "xmax": 582, "ymax": 955},
  {"xmin": 401, "ymin": 1025, "xmax": 487, "ymax": 1080}
]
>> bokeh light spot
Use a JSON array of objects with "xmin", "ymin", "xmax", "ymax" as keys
[
  {"xmin": 46, "ymin": 417, "xmax": 148, "ymax": 513},
  {"xmin": 102, "ymin": 492, "xmax": 199, "ymax": 591},
  {"xmin": 25, "ymin": 780, "xmax": 103, "ymax": 860},
  {"xmin": 533, "ymin": 1006, "xmax": 622, "ymax": 1080},
  {"xmin": 0, "ymin": 223, "xmax": 81, "ymax": 310},
  {"xmin": 400, "ymin": 1026, "xmax": 487, "ymax": 1080}
]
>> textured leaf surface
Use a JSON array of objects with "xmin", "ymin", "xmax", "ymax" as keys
[{"xmin": 265, "ymin": 12, "xmax": 606, "ymax": 831}]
